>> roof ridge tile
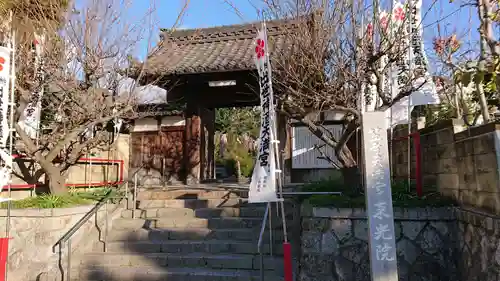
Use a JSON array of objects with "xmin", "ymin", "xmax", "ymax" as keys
[{"xmin": 146, "ymin": 18, "xmax": 298, "ymax": 76}]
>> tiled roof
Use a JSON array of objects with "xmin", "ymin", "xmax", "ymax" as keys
[{"xmin": 144, "ymin": 19, "xmax": 297, "ymax": 76}]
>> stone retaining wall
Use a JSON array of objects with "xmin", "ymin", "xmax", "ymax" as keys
[
  {"xmin": 300, "ymin": 206, "xmax": 458, "ymax": 281},
  {"xmin": 300, "ymin": 205, "xmax": 500, "ymax": 281},
  {"xmin": 0, "ymin": 202, "xmax": 124, "ymax": 281},
  {"xmin": 456, "ymin": 208, "xmax": 500, "ymax": 281}
]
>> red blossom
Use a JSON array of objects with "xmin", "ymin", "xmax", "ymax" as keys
[
  {"xmin": 255, "ymin": 38, "xmax": 265, "ymax": 59},
  {"xmin": 366, "ymin": 23, "xmax": 373, "ymax": 37},
  {"xmin": 394, "ymin": 7, "xmax": 405, "ymax": 21},
  {"xmin": 380, "ymin": 15, "xmax": 388, "ymax": 30},
  {"xmin": 0, "ymin": 57, "xmax": 5, "ymax": 72}
]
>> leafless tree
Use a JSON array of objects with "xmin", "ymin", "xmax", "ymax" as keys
[
  {"xmin": 260, "ymin": 0, "xmax": 428, "ymax": 189},
  {"xmin": 0, "ymin": 0, "xmax": 183, "ymax": 194}
]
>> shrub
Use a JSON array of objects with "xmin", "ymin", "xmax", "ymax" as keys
[
  {"xmin": 215, "ymin": 132, "xmax": 255, "ymax": 178},
  {"xmin": 300, "ymin": 177, "xmax": 456, "ymax": 208},
  {"xmin": 0, "ymin": 187, "xmax": 118, "ymax": 209}
]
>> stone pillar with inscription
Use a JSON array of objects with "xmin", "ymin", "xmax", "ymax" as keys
[{"xmin": 361, "ymin": 112, "xmax": 398, "ymax": 281}]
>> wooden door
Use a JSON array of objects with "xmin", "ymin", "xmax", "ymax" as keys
[
  {"xmin": 130, "ymin": 127, "xmax": 185, "ymax": 185},
  {"xmin": 159, "ymin": 126, "xmax": 185, "ymax": 183}
]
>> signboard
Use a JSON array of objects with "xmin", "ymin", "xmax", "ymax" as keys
[
  {"xmin": 248, "ymin": 24, "xmax": 280, "ymax": 203},
  {"xmin": 361, "ymin": 111, "xmax": 398, "ymax": 281}
]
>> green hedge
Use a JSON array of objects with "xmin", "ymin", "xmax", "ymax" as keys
[
  {"xmin": 300, "ymin": 177, "xmax": 456, "ymax": 208},
  {"xmin": 0, "ymin": 187, "xmax": 121, "ymax": 209}
]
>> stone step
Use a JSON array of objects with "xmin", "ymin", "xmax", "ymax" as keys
[
  {"xmin": 195, "ymin": 207, "xmax": 294, "ymax": 219},
  {"xmin": 80, "ymin": 253, "xmax": 283, "ymax": 272},
  {"xmin": 121, "ymin": 206, "xmax": 294, "ymax": 219},
  {"xmin": 121, "ymin": 208, "xmax": 195, "ymax": 219},
  {"xmin": 71, "ymin": 267, "xmax": 283, "ymax": 281},
  {"xmin": 112, "ymin": 217, "xmax": 284, "ymax": 230},
  {"xmin": 107, "ymin": 228, "xmax": 288, "ymax": 243},
  {"xmin": 137, "ymin": 189, "xmax": 249, "ymax": 200},
  {"xmin": 136, "ymin": 198, "xmax": 248, "ymax": 209},
  {"xmin": 99, "ymin": 240, "xmax": 285, "ymax": 255}
]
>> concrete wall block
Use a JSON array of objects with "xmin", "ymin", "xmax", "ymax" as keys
[
  {"xmin": 460, "ymin": 155, "xmax": 475, "ymax": 174},
  {"xmin": 424, "ymin": 132, "xmax": 438, "ymax": 146},
  {"xmin": 473, "ymin": 133, "xmax": 496, "ymax": 155},
  {"xmin": 437, "ymin": 174, "xmax": 460, "ymax": 190},
  {"xmin": 436, "ymin": 158, "xmax": 458, "ymax": 174},
  {"xmin": 476, "ymin": 151, "xmax": 499, "ymax": 173},
  {"xmin": 436, "ymin": 144, "xmax": 456, "ymax": 159},
  {"xmin": 436, "ymin": 129, "xmax": 454, "ymax": 145},
  {"xmin": 456, "ymin": 156, "xmax": 467, "ymax": 173},
  {"xmin": 455, "ymin": 141, "xmax": 466, "ymax": 157},
  {"xmin": 464, "ymin": 139, "xmax": 475, "ymax": 156},
  {"xmin": 422, "ymin": 161, "xmax": 432, "ymax": 174},
  {"xmin": 475, "ymin": 169, "xmax": 499, "ymax": 193},
  {"xmin": 423, "ymin": 174, "xmax": 438, "ymax": 188},
  {"xmin": 395, "ymin": 164, "xmax": 409, "ymax": 178},
  {"xmin": 440, "ymin": 188, "xmax": 459, "ymax": 201}
]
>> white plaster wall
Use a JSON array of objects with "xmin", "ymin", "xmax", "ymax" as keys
[
  {"xmin": 132, "ymin": 118, "xmax": 158, "ymax": 132},
  {"xmin": 161, "ymin": 116, "xmax": 185, "ymax": 127}
]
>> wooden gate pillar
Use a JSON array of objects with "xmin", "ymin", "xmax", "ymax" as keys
[
  {"xmin": 184, "ymin": 103, "xmax": 201, "ymax": 185},
  {"xmin": 199, "ymin": 107, "xmax": 215, "ymax": 181}
]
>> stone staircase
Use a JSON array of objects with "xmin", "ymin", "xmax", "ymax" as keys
[{"xmin": 72, "ymin": 187, "xmax": 297, "ymax": 281}]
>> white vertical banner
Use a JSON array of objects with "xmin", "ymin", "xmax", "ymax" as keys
[
  {"xmin": 386, "ymin": 1, "xmax": 411, "ymax": 128},
  {"xmin": 0, "ymin": 46, "xmax": 10, "ymax": 148},
  {"xmin": 385, "ymin": 0, "xmax": 440, "ymax": 128},
  {"xmin": 249, "ymin": 23, "xmax": 280, "ymax": 203},
  {"xmin": 0, "ymin": 15, "xmax": 14, "ymax": 197},
  {"xmin": 18, "ymin": 33, "xmax": 44, "ymax": 139},
  {"xmin": 408, "ymin": 0, "xmax": 439, "ymax": 106}
]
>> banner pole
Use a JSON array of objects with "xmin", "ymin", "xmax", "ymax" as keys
[
  {"xmin": 406, "ymin": 0, "xmax": 413, "ymax": 193},
  {"xmin": 3, "ymin": 12, "xmax": 15, "ymax": 281},
  {"xmin": 263, "ymin": 19, "xmax": 292, "ymax": 281}
]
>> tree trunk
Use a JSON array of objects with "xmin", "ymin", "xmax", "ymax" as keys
[
  {"xmin": 341, "ymin": 166, "xmax": 361, "ymax": 194},
  {"xmin": 476, "ymin": 79, "xmax": 491, "ymax": 123},
  {"xmin": 45, "ymin": 167, "xmax": 68, "ymax": 195},
  {"xmin": 336, "ymin": 144, "xmax": 362, "ymax": 194}
]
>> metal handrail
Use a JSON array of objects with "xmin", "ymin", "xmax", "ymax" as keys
[
  {"xmin": 281, "ymin": 191, "xmax": 342, "ymax": 195},
  {"xmin": 51, "ymin": 188, "xmax": 117, "ymax": 281},
  {"xmin": 51, "ymin": 166, "xmax": 144, "ymax": 280},
  {"xmin": 257, "ymin": 203, "xmax": 273, "ymax": 281},
  {"xmin": 257, "ymin": 203, "xmax": 270, "ymax": 254},
  {"xmin": 52, "ymin": 189, "xmax": 115, "ymax": 252}
]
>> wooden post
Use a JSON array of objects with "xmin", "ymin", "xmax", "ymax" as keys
[{"xmin": 183, "ymin": 103, "xmax": 201, "ymax": 185}]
